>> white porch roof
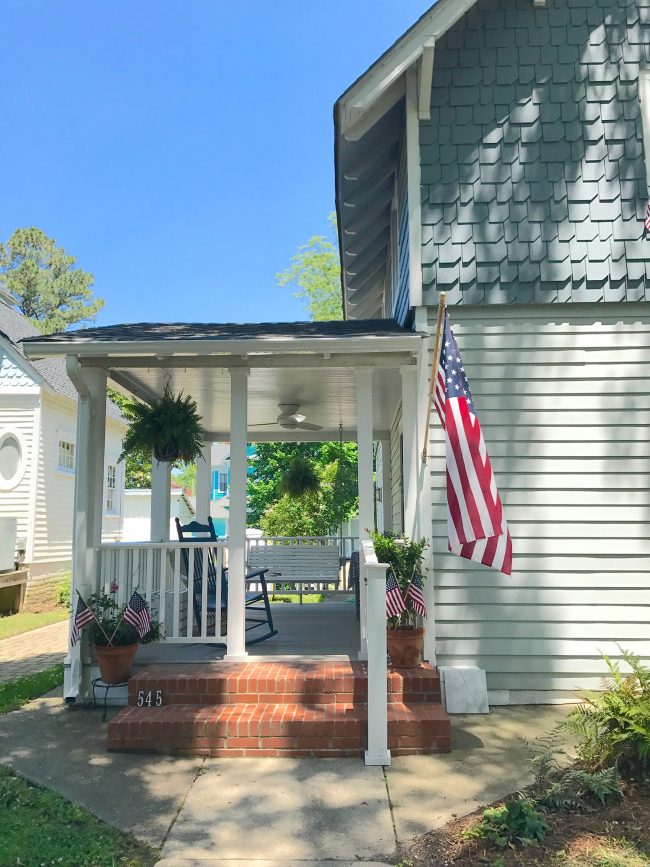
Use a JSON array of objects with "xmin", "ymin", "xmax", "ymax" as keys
[{"xmin": 23, "ymin": 319, "xmax": 424, "ymax": 442}]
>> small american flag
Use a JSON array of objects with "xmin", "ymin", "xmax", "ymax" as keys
[
  {"xmin": 644, "ymin": 201, "xmax": 650, "ymax": 234},
  {"xmin": 386, "ymin": 571, "xmax": 406, "ymax": 619},
  {"xmin": 406, "ymin": 573, "xmax": 427, "ymax": 618},
  {"xmin": 123, "ymin": 591, "xmax": 151, "ymax": 639},
  {"xmin": 70, "ymin": 596, "xmax": 94, "ymax": 647},
  {"xmin": 434, "ymin": 311, "xmax": 513, "ymax": 575}
]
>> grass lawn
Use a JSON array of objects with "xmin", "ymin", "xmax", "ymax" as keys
[
  {"xmin": 0, "ymin": 765, "xmax": 158, "ymax": 866},
  {"xmin": 0, "ymin": 664, "xmax": 64, "ymax": 714},
  {"xmin": 0, "ymin": 608, "xmax": 68, "ymax": 640},
  {"xmin": 270, "ymin": 593, "xmax": 326, "ymax": 603}
]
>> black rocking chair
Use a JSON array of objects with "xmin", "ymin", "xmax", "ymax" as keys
[{"xmin": 175, "ymin": 516, "xmax": 277, "ymax": 645}]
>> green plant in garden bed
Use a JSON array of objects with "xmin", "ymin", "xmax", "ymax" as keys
[
  {"xmin": 0, "ymin": 766, "xmax": 157, "ymax": 866},
  {"xmin": 0, "ymin": 665, "xmax": 64, "ymax": 715},
  {"xmin": 370, "ymin": 531, "xmax": 428, "ymax": 630},
  {"xmin": 462, "ymin": 798, "xmax": 548, "ymax": 849}
]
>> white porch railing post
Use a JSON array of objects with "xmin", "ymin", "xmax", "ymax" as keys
[
  {"xmin": 151, "ymin": 459, "xmax": 171, "ymax": 542},
  {"xmin": 363, "ymin": 539, "xmax": 391, "ymax": 766},
  {"xmin": 65, "ymin": 359, "xmax": 107, "ymax": 702},
  {"xmin": 226, "ymin": 367, "xmax": 249, "ymax": 660},
  {"xmin": 195, "ymin": 441, "xmax": 212, "ymax": 524},
  {"xmin": 356, "ymin": 367, "xmax": 374, "ymax": 660}
]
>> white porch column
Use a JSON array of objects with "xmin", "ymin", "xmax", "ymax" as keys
[
  {"xmin": 225, "ymin": 367, "xmax": 249, "ymax": 660},
  {"xmin": 400, "ymin": 365, "xmax": 419, "ymax": 540},
  {"xmin": 356, "ymin": 367, "xmax": 374, "ymax": 660},
  {"xmin": 380, "ymin": 438, "xmax": 392, "ymax": 533},
  {"xmin": 364, "ymin": 540, "xmax": 391, "ymax": 766},
  {"xmin": 195, "ymin": 442, "xmax": 212, "ymax": 524},
  {"xmin": 151, "ymin": 459, "xmax": 171, "ymax": 542},
  {"xmin": 65, "ymin": 359, "xmax": 107, "ymax": 702}
]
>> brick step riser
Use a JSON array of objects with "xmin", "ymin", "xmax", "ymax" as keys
[{"xmin": 127, "ymin": 689, "xmax": 441, "ymax": 707}]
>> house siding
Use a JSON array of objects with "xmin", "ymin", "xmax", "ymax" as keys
[
  {"xmin": 425, "ymin": 301, "xmax": 650, "ymax": 700},
  {"xmin": 390, "ymin": 145, "xmax": 411, "ymax": 325},
  {"xmin": 0, "ymin": 395, "xmax": 38, "ymax": 558},
  {"xmin": 420, "ymin": 0, "xmax": 650, "ymax": 306},
  {"xmin": 389, "ymin": 403, "xmax": 404, "ymax": 534}
]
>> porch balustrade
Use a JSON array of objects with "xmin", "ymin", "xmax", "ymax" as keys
[{"xmin": 97, "ymin": 541, "xmax": 227, "ymax": 643}]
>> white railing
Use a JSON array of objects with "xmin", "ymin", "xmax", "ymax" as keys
[
  {"xmin": 246, "ymin": 535, "xmax": 357, "ymax": 601},
  {"xmin": 97, "ymin": 541, "xmax": 227, "ymax": 643},
  {"xmin": 360, "ymin": 537, "xmax": 390, "ymax": 767}
]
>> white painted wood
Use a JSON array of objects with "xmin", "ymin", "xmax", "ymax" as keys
[
  {"xmin": 424, "ymin": 304, "xmax": 650, "ymax": 694},
  {"xmin": 195, "ymin": 441, "xmax": 212, "ymax": 524},
  {"xmin": 400, "ymin": 365, "xmax": 419, "ymax": 540},
  {"xmin": 150, "ymin": 460, "xmax": 171, "ymax": 542},
  {"xmin": 380, "ymin": 439, "xmax": 392, "ymax": 532},
  {"xmin": 225, "ymin": 367, "xmax": 249, "ymax": 660},
  {"xmin": 406, "ymin": 68, "xmax": 423, "ymax": 309},
  {"xmin": 356, "ymin": 367, "xmax": 374, "ymax": 660},
  {"xmin": 418, "ymin": 39, "xmax": 435, "ymax": 120},
  {"xmin": 362, "ymin": 539, "xmax": 391, "ymax": 766}
]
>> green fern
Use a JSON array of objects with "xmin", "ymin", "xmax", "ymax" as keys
[
  {"xmin": 462, "ymin": 798, "xmax": 547, "ymax": 848},
  {"xmin": 277, "ymin": 456, "xmax": 321, "ymax": 498}
]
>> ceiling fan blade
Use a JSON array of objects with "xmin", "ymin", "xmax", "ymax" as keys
[
  {"xmin": 251, "ymin": 422, "xmax": 279, "ymax": 426},
  {"xmin": 295, "ymin": 421, "xmax": 323, "ymax": 431}
]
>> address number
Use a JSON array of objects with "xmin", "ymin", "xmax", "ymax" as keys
[{"xmin": 137, "ymin": 689, "xmax": 163, "ymax": 707}]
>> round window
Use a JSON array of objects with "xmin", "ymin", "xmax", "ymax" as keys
[{"xmin": 0, "ymin": 431, "xmax": 25, "ymax": 490}]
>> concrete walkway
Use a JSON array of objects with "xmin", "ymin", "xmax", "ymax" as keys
[
  {"xmin": 0, "ymin": 690, "xmax": 571, "ymax": 864},
  {"xmin": 0, "ymin": 620, "xmax": 68, "ymax": 683}
]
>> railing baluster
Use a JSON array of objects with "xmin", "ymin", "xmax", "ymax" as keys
[
  {"xmin": 200, "ymin": 547, "xmax": 208, "ymax": 639},
  {"xmin": 173, "ymin": 547, "xmax": 180, "ymax": 639}
]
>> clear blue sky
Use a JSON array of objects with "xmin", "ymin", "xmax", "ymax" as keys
[{"xmin": 1, "ymin": 1, "xmax": 428, "ymax": 326}]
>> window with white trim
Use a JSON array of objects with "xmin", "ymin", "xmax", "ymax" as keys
[
  {"xmin": 217, "ymin": 471, "xmax": 228, "ymax": 494},
  {"xmin": 58, "ymin": 439, "xmax": 75, "ymax": 472},
  {"xmin": 106, "ymin": 464, "xmax": 117, "ymax": 514}
]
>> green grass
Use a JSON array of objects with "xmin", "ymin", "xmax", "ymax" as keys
[
  {"xmin": 270, "ymin": 593, "xmax": 326, "ymax": 603},
  {"xmin": 549, "ymin": 839, "xmax": 650, "ymax": 867},
  {"xmin": 0, "ymin": 664, "xmax": 64, "ymax": 714},
  {"xmin": 0, "ymin": 608, "xmax": 68, "ymax": 640},
  {"xmin": 0, "ymin": 765, "xmax": 158, "ymax": 866}
]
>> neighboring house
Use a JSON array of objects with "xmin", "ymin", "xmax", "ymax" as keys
[
  {"xmin": 208, "ymin": 442, "xmax": 231, "ymax": 537},
  {"xmin": 0, "ymin": 293, "xmax": 126, "ymax": 577},
  {"xmin": 122, "ymin": 488, "xmax": 195, "ymax": 542},
  {"xmin": 335, "ymin": 0, "xmax": 650, "ymax": 701}
]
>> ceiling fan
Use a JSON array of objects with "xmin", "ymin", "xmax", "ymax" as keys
[{"xmin": 253, "ymin": 404, "xmax": 323, "ymax": 432}]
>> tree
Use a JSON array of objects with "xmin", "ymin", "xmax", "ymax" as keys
[
  {"xmin": 175, "ymin": 462, "xmax": 197, "ymax": 495},
  {"xmin": 276, "ymin": 213, "xmax": 342, "ymax": 321},
  {"xmin": 107, "ymin": 388, "xmax": 152, "ymax": 489},
  {"xmin": 0, "ymin": 227, "xmax": 104, "ymax": 334}
]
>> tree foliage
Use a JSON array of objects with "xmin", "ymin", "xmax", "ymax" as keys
[
  {"xmin": 276, "ymin": 213, "xmax": 342, "ymax": 321},
  {"xmin": 107, "ymin": 389, "xmax": 151, "ymax": 489},
  {"xmin": 175, "ymin": 462, "xmax": 197, "ymax": 495},
  {"xmin": 248, "ymin": 441, "xmax": 357, "ymax": 534},
  {"xmin": 0, "ymin": 227, "xmax": 104, "ymax": 334}
]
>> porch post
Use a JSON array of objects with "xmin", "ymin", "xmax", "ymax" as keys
[
  {"xmin": 65, "ymin": 359, "xmax": 107, "ymax": 702},
  {"xmin": 225, "ymin": 367, "xmax": 249, "ymax": 660},
  {"xmin": 151, "ymin": 460, "xmax": 171, "ymax": 542},
  {"xmin": 380, "ymin": 438, "xmax": 392, "ymax": 533},
  {"xmin": 400, "ymin": 365, "xmax": 419, "ymax": 540},
  {"xmin": 356, "ymin": 367, "xmax": 374, "ymax": 660},
  {"xmin": 195, "ymin": 442, "xmax": 212, "ymax": 524}
]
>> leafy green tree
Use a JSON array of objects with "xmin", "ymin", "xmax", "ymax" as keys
[
  {"xmin": 260, "ymin": 492, "xmax": 325, "ymax": 536},
  {"xmin": 276, "ymin": 213, "xmax": 342, "ymax": 321},
  {"xmin": 0, "ymin": 227, "xmax": 103, "ymax": 334},
  {"xmin": 175, "ymin": 462, "xmax": 197, "ymax": 495},
  {"xmin": 107, "ymin": 388, "xmax": 151, "ymax": 489}
]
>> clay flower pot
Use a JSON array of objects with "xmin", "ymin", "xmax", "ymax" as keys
[
  {"xmin": 94, "ymin": 643, "xmax": 138, "ymax": 684},
  {"xmin": 387, "ymin": 626, "xmax": 424, "ymax": 669}
]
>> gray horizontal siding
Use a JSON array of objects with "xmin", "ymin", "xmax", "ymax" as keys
[
  {"xmin": 426, "ymin": 302, "xmax": 650, "ymax": 696},
  {"xmin": 419, "ymin": 0, "xmax": 650, "ymax": 305}
]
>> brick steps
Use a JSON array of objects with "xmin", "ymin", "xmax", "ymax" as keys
[
  {"xmin": 107, "ymin": 701, "xmax": 451, "ymax": 757},
  {"xmin": 107, "ymin": 660, "xmax": 450, "ymax": 758}
]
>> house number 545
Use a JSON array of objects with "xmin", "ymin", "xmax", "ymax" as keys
[{"xmin": 136, "ymin": 690, "xmax": 163, "ymax": 707}]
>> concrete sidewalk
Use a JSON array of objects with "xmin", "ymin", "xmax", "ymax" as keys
[
  {"xmin": 0, "ymin": 692, "xmax": 570, "ymax": 864},
  {"xmin": 0, "ymin": 620, "xmax": 68, "ymax": 683}
]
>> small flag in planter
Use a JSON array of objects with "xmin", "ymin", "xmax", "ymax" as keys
[
  {"xmin": 406, "ymin": 573, "xmax": 427, "ymax": 618},
  {"xmin": 70, "ymin": 596, "xmax": 94, "ymax": 647},
  {"xmin": 123, "ymin": 591, "xmax": 152, "ymax": 639},
  {"xmin": 386, "ymin": 571, "xmax": 406, "ymax": 619}
]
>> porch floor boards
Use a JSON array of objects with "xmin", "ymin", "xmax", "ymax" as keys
[{"xmin": 107, "ymin": 661, "xmax": 452, "ymax": 758}]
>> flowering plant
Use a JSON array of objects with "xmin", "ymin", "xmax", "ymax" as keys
[
  {"xmin": 370, "ymin": 530, "xmax": 428, "ymax": 630},
  {"xmin": 85, "ymin": 586, "xmax": 160, "ymax": 647}
]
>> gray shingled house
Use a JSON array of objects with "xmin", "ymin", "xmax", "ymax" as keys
[{"xmin": 335, "ymin": 0, "xmax": 650, "ymax": 703}]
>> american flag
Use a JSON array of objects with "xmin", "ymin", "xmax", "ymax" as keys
[
  {"xmin": 70, "ymin": 595, "xmax": 94, "ymax": 647},
  {"xmin": 406, "ymin": 573, "xmax": 427, "ymax": 618},
  {"xmin": 386, "ymin": 571, "xmax": 406, "ymax": 619},
  {"xmin": 433, "ymin": 311, "xmax": 513, "ymax": 575},
  {"xmin": 123, "ymin": 591, "xmax": 152, "ymax": 639},
  {"xmin": 644, "ymin": 201, "xmax": 650, "ymax": 234}
]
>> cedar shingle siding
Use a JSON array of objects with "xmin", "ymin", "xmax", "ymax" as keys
[{"xmin": 420, "ymin": 0, "xmax": 650, "ymax": 305}]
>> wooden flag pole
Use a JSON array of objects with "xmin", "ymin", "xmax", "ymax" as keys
[{"xmin": 421, "ymin": 291, "xmax": 447, "ymax": 462}]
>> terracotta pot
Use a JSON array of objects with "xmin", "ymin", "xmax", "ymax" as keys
[
  {"xmin": 94, "ymin": 643, "xmax": 138, "ymax": 684},
  {"xmin": 387, "ymin": 627, "xmax": 424, "ymax": 669}
]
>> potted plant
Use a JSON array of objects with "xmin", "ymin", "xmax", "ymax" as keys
[
  {"xmin": 119, "ymin": 385, "xmax": 205, "ymax": 465},
  {"xmin": 371, "ymin": 530, "xmax": 428, "ymax": 669},
  {"xmin": 86, "ymin": 587, "xmax": 159, "ymax": 684},
  {"xmin": 278, "ymin": 455, "xmax": 321, "ymax": 498}
]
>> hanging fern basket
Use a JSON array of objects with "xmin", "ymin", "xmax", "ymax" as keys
[
  {"xmin": 119, "ymin": 385, "xmax": 205, "ymax": 466},
  {"xmin": 278, "ymin": 456, "xmax": 320, "ymax": 499}
]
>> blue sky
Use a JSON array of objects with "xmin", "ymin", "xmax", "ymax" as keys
[{"xmin": 1, "ymin": 1, "xmax": 428, "ymax": 326}]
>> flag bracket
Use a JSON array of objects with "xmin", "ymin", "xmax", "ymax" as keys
[{"xmin": 421, "ymin": 291, "xmax": 446, "ymax": 462}]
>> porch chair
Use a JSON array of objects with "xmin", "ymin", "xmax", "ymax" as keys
[{"xmin": 174, "ymin": 517, "xmax": 277, "ymax": 645}]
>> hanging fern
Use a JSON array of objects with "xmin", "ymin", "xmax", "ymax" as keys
[
  {"xmin": 277, "ymin": 456, "xmax": 321, "ymax": 498},
  {"xmin": 118, "ymin": 385, "xmax": 205, "ymax": 465}
]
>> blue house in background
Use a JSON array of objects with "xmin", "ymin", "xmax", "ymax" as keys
[{"xmin": 208, "ymin": 443, "xmax": 256, "ymax": 536}]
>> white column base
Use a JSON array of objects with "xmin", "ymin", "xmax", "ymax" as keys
[
  {"xmin": 365, "ymin": 750, "xmax": 391, "ymax": 766},
  {"xmin": 224, "ymin": 653, "xmax": 249, "ymax": 662}
]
